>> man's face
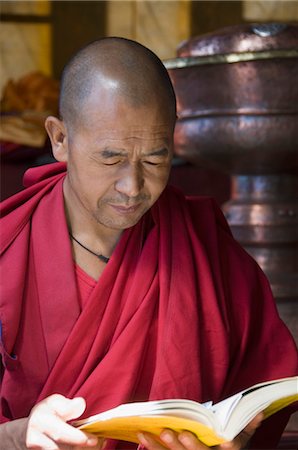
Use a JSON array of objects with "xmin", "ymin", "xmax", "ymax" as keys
[{"xmin": 63, "ymin": 89, "xmax": 174, "ymax": 231}]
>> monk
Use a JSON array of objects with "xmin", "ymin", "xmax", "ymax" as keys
[{"xmin": 0, "ymin": 37, "xmax": 297, "ymax": 450}]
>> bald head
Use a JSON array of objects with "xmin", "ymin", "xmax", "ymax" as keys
[{"xmin": 59, "ymin": 37, "xmax": 176, "ymax": 128}]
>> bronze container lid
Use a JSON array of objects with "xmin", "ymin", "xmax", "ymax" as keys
[
  {"xmin": 178, "ymin": 23, "xmax": 298, "ymax": 56},
  {"xmin": 165, "ymin": 23, "xmax": 298, "ymax": 69}
]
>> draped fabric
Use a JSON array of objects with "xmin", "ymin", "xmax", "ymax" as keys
[{"xmin": 0, "ymin": 162, "xmax": 297, "ymax": 448}]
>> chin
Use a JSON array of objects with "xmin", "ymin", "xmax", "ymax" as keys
[
  {"xmin": 95, "ymin": 213, "xmax": 144, "ymax": 230},
  {"xmin": 95, "ymin": 202, "xmax": 152, "ymax": 230}
]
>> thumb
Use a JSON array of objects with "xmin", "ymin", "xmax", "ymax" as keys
[
  {"xmin": 220, "ymin": 412, "xmax": 264, "ymax": 449},
  {"xmin": 46, "ymin": 394, "xmax": 87, "ymax": 421}
]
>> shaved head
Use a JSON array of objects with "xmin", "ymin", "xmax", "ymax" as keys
[{"xmin": 59, "ymin": 37, "xmax": 176, "ymax": 128}]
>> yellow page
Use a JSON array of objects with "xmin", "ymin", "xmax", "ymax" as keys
[
  {"xmin": 78, "ymin": 415, "xmax": 226, "ymax": 447},
  {"xmin": 263, "ymin": 394, "xmax": 298, "ymax": 420}
]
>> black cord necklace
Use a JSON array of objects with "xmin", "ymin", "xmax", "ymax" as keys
[{"xmin": 70, "ymin": 234, "xmax": 110, "ymax": 263}]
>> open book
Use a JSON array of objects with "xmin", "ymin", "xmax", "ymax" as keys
[{"xmin": 74, "ymin": 376, "xmax": 298, "ymax": 447}]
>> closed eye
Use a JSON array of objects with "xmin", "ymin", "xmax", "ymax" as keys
[
  {"xmin": 144, "ymin": 160, "xmax": 159, "ymax": 166},
  {"xmin": 143, "ymin": 148, "xmax": 169, "ymax": 166},
  {"xmin": 99, "ymin": 149, "xmax": 125, "ymax": 165},
  {"xmin": 103, "ymin": 160, "xmax": 121, "ymax": 166}
]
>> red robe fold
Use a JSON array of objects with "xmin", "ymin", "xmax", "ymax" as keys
[{"xmin": 0, "ymin": 162, "xmax": 297, "ymax": 448}]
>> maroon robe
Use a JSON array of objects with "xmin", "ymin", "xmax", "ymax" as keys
[{"xmin": 0, "ymin": 162, "xmax": 297, "ymax": 448}]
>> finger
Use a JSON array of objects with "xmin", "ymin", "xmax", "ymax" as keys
[
  {"xmin": 28, "ymin": 394, "xmax": 97, "ymax": 447},
  {"xmin": 236, "ymin": 412, "xmax": 264, "ymax": 447},
  {"xmin": 177, "ymin": 431, "xmax": 209, "ymax": 450},
  {"xmin": 30, "ymin": 412, "xmax": 98, "ymax": 447},
  {"xmin": 26, "ymin": 427, "xmax": 60, "ymax": 449},
  {"xmin": 58, "ymin": 441, "xmax": 105, "ymax": 450},
  {"xmin": 48, "ymin": 422, "xmax": 98, "ymax": 447},
  {"xmin": 45, "ymin": 395, "xmax": 86, "ymax": 421},
  {"xmin": 159, "ymin": 430, "xmax": 187, "ymax": 450},
  {"xmin": 243, "ymin": 412, "xmax": 264, "ymax": 433},
  {"xmin": 77, "ymin": 436, "xmax": 106, "ymax": 449},
  {"xmin": 138, "ymin": 432, "xmax": 167, "ymax": 450},
  {"xmin": 138, "ymin": 430, "xmax": 208, "ymax": 450},
  {"xmin": 219, "ymin": 413, "xmax": 264, "ymax": 449}
]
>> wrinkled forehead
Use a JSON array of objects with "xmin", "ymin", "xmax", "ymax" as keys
[
  {"xmin": 91, "ymin": 127, "xmax": 174, "ymax": 147},
  {"xmin": 75, "ymin": 126, "xmax": 174, "ymax": 153}
]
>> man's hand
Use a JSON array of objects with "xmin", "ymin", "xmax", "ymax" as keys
[
  {"xmin": 26, "ymin": 394, "xmax": 105, "ymax": 450},
  {"xmin": 137, "ymin": 413, "xmax": 263, "ymax": 450}
]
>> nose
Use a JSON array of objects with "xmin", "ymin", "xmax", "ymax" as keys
[{"xmin": 115, "ymin": 162, "xmax": 144, "ymax": 198}]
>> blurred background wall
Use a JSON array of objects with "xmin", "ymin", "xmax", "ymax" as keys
[{"xmin": 1, "ymin": 0, "xmax": 298, "ymax": 92}]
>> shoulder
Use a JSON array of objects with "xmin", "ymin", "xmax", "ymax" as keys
[
  {"xmin": 160, "ymin": 185, "xmax": 232, "ymax": 236},
  {"xmin": 158, "ymin": 185, "xmax": 261, "ymax": 278},
  {"xmin": 0, "ymin": 163, "xmax": 66, "ymax": 253},
  {"xmin": 1, "ymin": 162, "xmax": 66, "ymax": 215}
]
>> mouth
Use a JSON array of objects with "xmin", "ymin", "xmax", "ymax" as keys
[{"xmin": 109, "ymin": 203, "xmax": 142, "ymax": 214}]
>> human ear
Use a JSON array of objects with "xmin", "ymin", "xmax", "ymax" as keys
[{"xmin": 45, "ymin": 116, "xmax": 68, "ymax": 162}]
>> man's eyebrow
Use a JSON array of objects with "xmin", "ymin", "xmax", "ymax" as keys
[
  {"xmin": 146, "ymin": 148, "xmax": 169, "ymax": 157},
  {"xmin": 100, "ymin": 148, "xmax": 126, "ymax": 158},
  {"xmin": 99, "ymin": 148, "xmax": 169, "ymax": 158}
]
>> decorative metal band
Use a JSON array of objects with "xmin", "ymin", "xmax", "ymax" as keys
[
  {"xmin": 163, "ymin": 49, "xmax": 298, "ymax": 70},
  {"xmin": 177, "ymin": 108, "xmax": 298, "ymax": 120}
]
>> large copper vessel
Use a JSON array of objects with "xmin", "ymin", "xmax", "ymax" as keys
[{"xmin": 165, "ymin": 24, "xmax": 298, "ymax": 311}]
